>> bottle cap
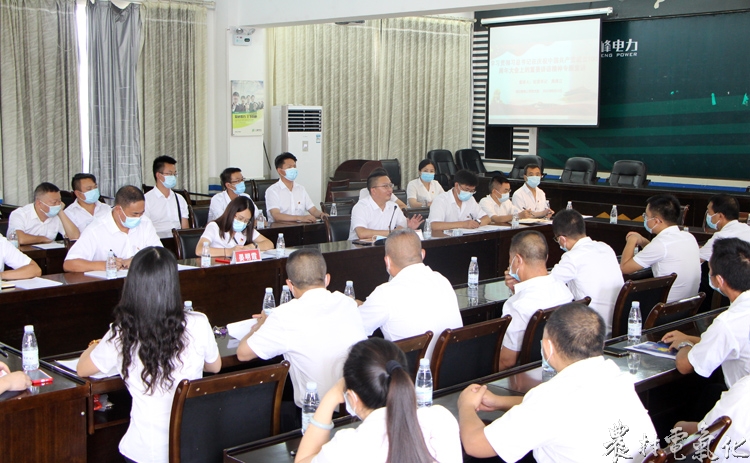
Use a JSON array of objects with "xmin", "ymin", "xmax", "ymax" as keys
[
  {"xmin": 471, "ymin": 256, "xmax": 477, "ymax": 262},
  {"xmin": 282, "ymin": 285, "xmax": 289, "ymax": 290},
  {"xmin": 24, "ymin": 325, "xmax": 34, "ymax": 332},
  {"xmin": 346, "ymin": 280, "xmax": 353, "ymax": 286},
  {"xmin": 184, "ymin": 301, "xmax": 193, "ymax": 307},
  {"xmin": 306, "ymin": 381, "xmax": 317, "ymax": 391},
  {"xmin": 265, "ymin": 287, "xmax": 273, "ymax": 293},
  {"xmin": 632, "ymin": 301, "xmax": 640, "ymax": 308},
  {"xmin": 419, "ymin": 358, "xmax": 430, "ymax": 366},
  {"xmin": 278, "ymin": 233, "xmax": 284, "ymax": 237}
]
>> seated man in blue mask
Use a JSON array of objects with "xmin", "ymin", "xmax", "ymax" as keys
[
  {"xmin": 265, "ymin": 152, "xmax": 327, "ymax": 223},
  {"xmin": 65, "ymin": 173, "xmax": 111, "ymax": 233},
  {"xmin": 428, "ymin": 169, "xmax": 490, "ymax": 232},
  {"xmin": 208, "ymin": 167, "xmax": 259, "ymax": 222},
  {"xmin": 9, "ymin": 182, "xmax": 80, "ymax": 245},
  {"xmin": 511, "ymin": 164, "xmax": 552, "ymax": 218},
  {"xmin": 144, "ymin": 156, "xmax": 190, "ymax": 238}
]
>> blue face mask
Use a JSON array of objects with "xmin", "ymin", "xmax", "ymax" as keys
[
  {"xmin": 162, "ymin": 175, "xmax": 177, "ymax": 189},
  {"xmin": 509, "ymin": 255, "xmax": 520, "ymax": 281},
  {"xmin": 83, "ymin": 188, "xmax": 100, "ymax": 204},
  {"xmin": 232, "ymin": 182, "xmax": 246, "ymax": 195},
  {"xmin": 233, "ymin": 219, "xmax": 248, "ymax": 233},
  {"xmin": 526, "ymin": 176, "xmax": 541, "ymax": 188},
  {"xmin": 283, "ymin": 168, "xmax": 298, "ymax": 181},
  {"xmin": 706, "ymin": 212, "xmax": 719, "ymax": 230},
  {"xmin": 708, "ymin": 273, "xmax": 726, "ymax": 297},
  {"xmin": 541, "ymin": 340, "xmax": 556, "ymax": 373},
  {"xmin": 499, "ymin": 192, "xmax": 510, "ymax": 203},
  {"xmin": 119, "ymin": 209, "xmax": 141, "ymax": 229},
  {"xmin": 41, "ymin": 201, "xmax": 61, "ymax": 218},
  {"xmin": 457, "ymin": 189, "xmax": 474, "ymax": 202},
  {"xmin": 420, "ymin": 172, "xmax": 435, "ymax": 183},
  {"xmin": 644, "ymin": 217, "xmax": 654, "ymax": 234}
]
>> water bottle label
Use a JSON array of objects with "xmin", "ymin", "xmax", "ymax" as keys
[
  {"xmin": 628, "ymin": 323, "xmax": 641, "ymax": 338},
  {"xmin": 301, "ymin": 412, "xmax": 312, "ymax": 433},
  {"xmin": 23, "ymin": 348, "xmax": 39, "ymax": 370},
  {"xmin": 416, "ymin": 386, "xmax": 432, "ymax": 406},
  {"xmin": 201, "ymin": 256, "xmax": 211, "ymax": 268}
]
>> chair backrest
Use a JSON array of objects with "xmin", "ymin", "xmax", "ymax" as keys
[
  {"xmin": 561, "ymin": 157, "xmax": 598, "ymax": 184},
  {"xmin": 645, "ymin": 416, "xmax": 732, "ymax": 463},
  {"xmin": 644, "ymin": 293, "xmax": 705, "ymax": 329},
  {"xmin": 172, "ymin": 228, "xmax": 205, "ymax": 260},
  {"xmin": 455, "ymin": 149, "xmax": 487, "ymax": 174},
  {"xmin": 508, "ymin": 155, "xmax": 544, "ymax": 179},
  {"xmin": 323, "ymin": 215, "xmax": 352, "ymax": 242},
  {"xmin": 59, "ymin": 190, "xmax": 76, "ymax": 207},
  {"xmin": 608, "ymin": 160, "xmax": 648, "ymax": 188},
  {"xmin": 330, "ymin": 190, "xmax": 361, "ymax": 202},
  {"xmin": 252, "ymin": 179, "xmax": 277, "ymax": 202},
  {"xmin": 192, "ymin": 206, "xmax": 210, "ymax": 228},
  {"xmin": 430, "ymin": 316, "xmax": 512, "ymax": 389},
  {"xmin": 427, "ymin": 150, "xmax": 457, "ymax": 177},
  {"xmin": 168, "ymin": 361, "xmax": 289, "ymax": 463},
  {"xmin": 404, "ymin": 207, "xmax": 429, "ymax": 231},
  {"xmin": 393, "ymin": 331, "xmax": 434, "ymax": 377},
  {"xmin": 380, "ymin": 159, "xmax": 402, "ymax": 189},
  {"xmin": 320, "ymin": 200, "xmax": 355, "ymax": 216},
  {"xmin": 611, "ymin": 274, "xmax": 677, "ymax": 337},
  {"xmin": 0, "ymin": 204, "xmax": 19, "ymax": 221},
  {"xmin": 325, "ymin": 179, "xmax": 350, "ymax": 202},
  {"xmin": 142, "ymin": 184, "xmax": 154, "ymax": 193},
  {"xmin": 0, "ymin": 220, "xmax": 8, "ymax": 237},
  {"xmin": 393, "ymin": 189, "xmax": 407, "ymax": 205},
  {"xmin": 332, "ymin": 159, "xmax": 370, "ymax": 181},
  {"xmin": 517, "ymin": 297, "xmax": 590, "ymax": 365}
]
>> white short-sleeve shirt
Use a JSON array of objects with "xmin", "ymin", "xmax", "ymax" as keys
[
  {"xmin": 245, "ymin": 288, "xmax": 367, "ymax": 407},
  {"xmin": 65, "ymin": 200, "xmax": 111, "ymax": 233},
  {"xmin": 65, "ymin": 212, "xmax": 163, "ymax": 263},
  {"xmin": 199, "ymin": 221, "xmax": 260, "ymax": 248},
  {"xmin": 144, "ymin": 188, "xmax": 190, "ymax": 238},
  {"xmin": 89, "ymin": 311, "xmax": 219, "ymax": 463},
  {"xmin": 0, "ymin": 234, "xmax": 32, "ymax": 272},
  {"xmin": 687, "ymin": 290, "xmax": 750, "ymax": 388},
  {"xmin": 484, "ymin": 356, "xmax": 657, "ymax": 463},
  {"xmin": 358, "ymin": 263, "xmax": 463, "ymax": 359},
  {"xmin": 633, "ymin": 225, "xmax": 701, "ymax": 302},
  {"xmin": 501, "ymin": 275, "xmax": 574, "ymax": 351},
  {"xmin": 349, "ymin": 196, "xmax": 407, "ymax": 240},
  {"xmin": 699, "ymin": 374, "xmax": 750, "ymax": 461},
  {"xmin": 427, "ymin": 190, "xmax": 487, "ymax": 224},
  {"xmin": 405, "ymin": 178, "xmax": 443, "ymax": 205},
  {"xmin": 312, "ymin": 405, "xmax": 462, "ymax": 463},
  {"xmin": 511, "ymin": 183, "xmax": 547, "ymax": 213},
  {"xmin": 699, "ymin": 220, "xmax": 750, "ymax": 262},
  {"xmin": 479, "ymin": 195, "xmax": 518, "ymax": 219},
  {"xmin": 264, "ymin": 180, "xmax": 315, "ymax": 223},
  {"xmin": 550, "ymin": 237, "xmax": 624, "ymax": 336},
  {"xmin": 207, "ymin": 191, "xmax": 258, "ymax": 223},
  {"xmin": 8, "ymin": 203, "xmax": 66, "ymax": 240},
  {"xmin": 358, "ymin": 188, "xmax": 399, "ymax": 204}
]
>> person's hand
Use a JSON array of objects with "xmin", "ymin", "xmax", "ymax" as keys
[
  {"xmin": 114, "ymin": 258, "xmax": 126, "ymax": 270},
  {"xmin": 319, "ymin": 212, "xmax": 329, "ymax": 219},
  {"xmin": 458, "ymin": 384, "xmax": 487, "ymax": 411},
  {"xmin": 519, "ymin": 209, "xmax": 533, "ymax": 219},
  {"xmin": 503, "ymin": 269, "xmax": 518, "ymax": 293},
  {"xmin": 477, "ymin": 388, "xmax": 502, "ymax": 412},
  {"xmin": 464, "ymin": 220, "xmax": 480, "ymax": 229},
  {"xmin": 407, "ymin": 214, "xmax": 424, "ymax": 230},
  {"xmin": 626, "ymin": 231, "xmax": 648, "ymax": 247},
  {"xmin": 0, "ymin": 362, "xmax": 10, "ymax": 375},
  {"xmin": 662, "ymin": 330, "xmax": 691, "ymax": 350},
  {"xmin": 302, "ymin": 214, "xmax": 317, "ymax": 223},
  {"xmin": 544, "ymin": 208, "xmax": 554, "ymax": 218},
  {"xmin": 1, "ymin": 371, "xmax": 32, "ymax": 391},
  {"xmin": 239, "ymin": 243, "xmax": 257, "ymax": 250}
]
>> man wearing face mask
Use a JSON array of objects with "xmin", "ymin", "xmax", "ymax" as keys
[
  {"xmin": 65, "ymin": 173, "xmax": 111, "ymax": 233},
  {"xmin": 620, "ymin": 194, "xmax": 700, "ymax": 302},
  {"xmin": 428, "ymin": 169, "xmax": 490, "ymax": 232},
  {"xmin": 265, "ymin": 152, "xmax": 326, "ymax": 223},
  {"xmin": 207, "ymin": 167, "xmax": 260, "ymax": 222},
  {"xmin": 64, "ymin": 186, "xmax": 162, "ymax": 272},
  {"xmin": 357, "ymin": 229, "xmax": 462, "ymax": 359},
  {"xmin": 699, "ymin": 194, "xmax": 750, "ymax": 263},
  {"xmin": 511, "ymin": 164, "xmax": 552, "ymax": 218},
  {"xmin": 499, "ymin": 231, "xmax": 573, "ymax": 370},
  {"xmin": 458, "ymin": 303, "xmax": 657, "ymax": 462},
  {"xmin": 9, "ymin": 182, "xmax": 80, "ymax": 245},
  {"xmin": 143, "ymin": 156, "xmax": 190, "ymax": 238},
  {"xmin": 479, "ymin": 174, "xmax": 526, "ymax": 223}
]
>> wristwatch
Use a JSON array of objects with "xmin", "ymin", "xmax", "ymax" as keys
[{"xmin": 676, "ymin": 341, "xmax": 694, "ymax": 350}]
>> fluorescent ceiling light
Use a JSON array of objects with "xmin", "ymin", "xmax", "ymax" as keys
[{"xmin": 481, "ymin": 7, "xmax": 613, "ymax": 26}]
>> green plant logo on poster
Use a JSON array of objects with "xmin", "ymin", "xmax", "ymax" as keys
[{"xmin": 231, "ymin": 80, "xmax": 264, "ymax": 136}]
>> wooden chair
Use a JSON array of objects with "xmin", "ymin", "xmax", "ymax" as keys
[
  {"xmin": 172, "ymin": 228, "xmax": 205, "ymax": 260},
  {"xmin": 393, "ymin": 331, "xmax": 433, "ymax": 377},
  {"xmin": 324, "ymin": 179, "xmax": 350, "ymax": 202},
  {"xmin": 430, "ymin": 316, "xmax": 512, "ymax": 389},
  {"xmin": 642, "ymin": 416, "xmax": 731, "ymax": 463},
  {"xmin": 611, "ymin": 274, "xmax": 677, "ymax": 338},
  {"xmin": 644, "ymin": 293, "xmax": 705, "ymax": 330},
  {"xmin": 517, "ymin": 297, "xmax": 590, "ymax": 365},
  {"xmin": 323, "ymin": 215, "xmax": 352, "ymax": 242},
  {"xmin": 168, "ymin": 361, "xmax": 290, "ymax": 463}
]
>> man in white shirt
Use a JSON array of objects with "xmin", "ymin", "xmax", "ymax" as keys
[
  {"xmin": 500, "ymin": 230, "xmax": 573, "ymax": 369},
  {"xmin": 265, "ymin": 152, "xmax": 326, "ymax": 223},
  {"xmin": 349, "ymin": 169, "xmax": 423, "ymax": 240},
  {"xmin": 0, "ymin": 235, "xmax": 41, "ymax": 280},
  {"xmin": 237, "ymin": 248, "xmax": 367, "ymax": 410},
  {"xmin": 207, "ymin": 167, "xmax": 259, "ymax": 222},
  {"xmin": 511, "ymin": 164, "xmax": 552, "ymax": 218},
  {"xmin": 144, "ymin": 156, "xmax": 190, "ymax": 238},
  {"xmin": 358, "ymin": 188, "xmax": 407, "ymax": 210},
  {"xmin": 428, "ymin": 169, "xmax": 490, "ymax": 232},
  {"xmin": 458, "ymin": 303, "xmax": 657, "ymax": 463},
  {"xmin": 65, "ymin": 173, "xmax": 111, "ymax": 233},
  {"xmin": 621, "ymin": 194, "xmax": 700, "ymax": 302},
  {"xmin": 662, "ymin": 238, "xmax": 750, "ymax": 389},
  {"xmin": 358, "ymin": 229, "xmax": 463, "ymax": 358},
  {"xmin": 63, "ymin": 186, "xmax": 162, "ymax": 272},
  {"xmin": 9, "ymin": 182, "xmax": 80, "ymax": 245},
  {"xmin": 699, "ymin": 194, "xmax": 750, "ymax": 262},
  {"xmin": 550, "ymin": 209, "xmax": 624, "ymax": 336},
  {"xmin": 478, "ymin": 174, "xmax": 528, "ymax": 224}
]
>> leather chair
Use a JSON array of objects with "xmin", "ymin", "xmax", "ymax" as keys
[
  {"xmin": 172, "ymin": 228, "xmax": 205, "ymax": 260},
  {"xmin": 330, "ymin": 190, "xmax": 361, "ymax": 203},
  {"xmin": 561, "ymin": 157, "xmax": 598, "ymax": 184},
  {"xmin": 324, "ymin": 179, "xmax": 350, "ymax": 202},
  {"xmin": 252, "ymin": 179, "xmax": 277, "ymax": 202},
  {"xmin": 611, "ymin": 274, "xmax": 677, "ymax": 337},
  {"xmin": 455, "ymin": 149, "xmax": 487, "ymax": 174},
  {"xmin": 517, "ymin": 297, "xmax": 590, "ymax": 366},
  {"xmin": 643, "ymin": 293, "xmax": 705, "ymax": 330},
  {"xmin": 60, "ymin": 190, "xmax": 76, "ymax": 207},
  {"xmin": 393, "ymin": 189, "xmax": 407, "ymax": 205},
  {"xmin": 642, "ymin": 416, "xmax": 731, "ymax": 463},
  {"xmin": 404, "ymin": 206, "xmax": 429, "ymax": 231},
  {"xmin": 0, "ymin": 204, "xmax": 20, "ymax": 221},
  {"xmin": 608, "ymin": 160, "xmax": 649, "ymax": 188},
  {"xmin": 141, "ymin": 184, "xmax": 154, "ymax": 193},
  {"xmin": 320, "ymin": 200, "xmax": 355, "ymax": 216},
  {"xmin": 380, "ymin": 158, "xmax": 402, "ymax": 190},
  {"xmin": 393, "ymin": 331, "xmax": 433, "ymax": 377},
  {"xmin": 427, "ymin": 150, "xmax": 457, "ymax": 190},
  {"xmin": 323, "ymin": 215, "xmax": 352, "ymax": 242},
  {"xmin": 192, "ymin": 206, "xmax": 210, "ymax": 228},
  {"xmin": 168, "ymin": 361, "xmax": 290, "ymax": 463},
  {"xmin": 508, "ymin": 155, "xmax": 544, "ymax": 179}
]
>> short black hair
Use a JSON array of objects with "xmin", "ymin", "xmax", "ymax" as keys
[
  {"xmin": 274, "ymin": 152, "xmax": 297, "ymax": 170},
  {"xmin": 490, "ymin": 174, "xmax": 510, "ymax": 188},
  {"xmin": 453, "ymin": 169, "xmax": 477, "ymax": 188},
  {"xmin": 509, "ymin": 230, "xmax": 548, "ymax": 263},
  {"xmin": 115, "ymin": 185, "xmax": 145, "ymax": 207},
  {"xmin": 709, "ymin": 238, "xmax": 750, "ymax": 293},
  {"xmin": 545, "ymin": 302, "xmax": 605, "ymax": 361},
  {"xmin": 552, "ymin": 209, "xmax": 586, "ymax": 238},
  {"xmin": 72, "ymin": 173, "xmax": 97, "ymax": 192},
  {"xmin": 34, "ymin": 182, "xmax": 60, "ymax": 199},
  {"xmin": 286, "ymin": 248, "xmax": 327, "ymax": 290},
  {"xmin": 524, "ymin": 163, "xmax": 541, "ymax": 176},
  {"xmin": 367, "ymin": 168, "xmax": 390, "ymax": 192},
  {"xmin": 646, "ymin": 194, "xmax": 681, "ymax": 224},
  {"xmin": 220, "ymin": 167, "xmax": 242, "ymax": 190},
  {"xmin": 152, "ymin": 156, "xmax": 177, "ymax": 180},
  {"xmin": 709, "ymin": 194, "xmax": 740, "ymax": 221},
  {"xmin": 418, "ymin": 159, "xmax": 435, "ymax": 171}
]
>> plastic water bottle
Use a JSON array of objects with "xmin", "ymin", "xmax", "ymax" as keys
[
  {"xmin": 276, "ymin": 233, "xmax": 285, "ymax": 258},
  {"xmin": 256, "ymin": 211, "xmax": 266, "ymax": 230},
  {"xmin": 262, "ymin": 288, "xmax": 276, "ymax": 316},
  {"xmin": 511, "ymin": 212, "xmax": 519, "ymax": 229},
  {"xmin": 468, "ymin": 257, "xmax": 479, "ymax": 289},
  {"xmin": 280, "ymin": 285, "xmax": 292, "ymax": 305},
  {"xmin": 566, "ymin": 201, "xmax": 572, "ymax": 210},
  {"xmin": 184, "ymin": 301, "xmax": 193, "ymax": 312},
  {"xmin": 301, "ymin": 382, "xmax": 320, "ymax": 434},
  {"xmin": 415, "ymin": 358, "xmax": 433, "ymax": 408},
  {"xmin": 330, "ymin": 203, "xmax": 338, "ymax": 216},
  {"xmin": 106, "ymin": 250, "xmax": 117, "ymax": 279},
  {"xmin": 628, "ymin": 301, "xmax": 642, "ymax": 344},
  {"xmin": 200, "ymin": 242, "xmax": 211, "ymax": 268},
  {"xmin": 423, "ymin": 220, "xmax": 432, "ymax": 239},
  {"xmin": 344, "ymin": 280, "xmax": 355, "ymax": 299},
  {"xmin": 633, "ymin": 245, "xmax": 640, "ymax": 256},
  {"xmin": 22, "ymin": 325, "xmax": 39, "ymax": 372},
  {"xmin": 7, "ymin": 230, "xmax": 18, "ymax": 248},
  {"xmin": 610, "ymin": 205, "xmax": 618, "ymax": 224}
]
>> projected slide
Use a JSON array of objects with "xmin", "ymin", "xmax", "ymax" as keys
[{"xmin": 488, "ymin": 18, "xmax": 601, "ymax": 126}]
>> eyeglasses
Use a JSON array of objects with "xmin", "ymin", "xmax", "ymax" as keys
[
  {"xmin": 459, "ymin": 187, "xmax": 476, "ymax": 194},
  {"xmin": 642, "ymin": 213, "xmax": 655, "ymax": 222},
  {"xmin": 230, "ymin": 178, "xmax": 246, "ymax": 185},
  {"xmin": 374, "ymin": 183, "xmax": 395, "ymax": 190}
]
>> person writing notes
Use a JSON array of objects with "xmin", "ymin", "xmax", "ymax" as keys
[
  {"xmin": 427, "ymin": 169, "xmax": 489, "ymax": 232},
  {"xmin": 9, "ymin": 182, "xmax": 80, "ymax": 245},
  {"xmin": 479, "ymin": 174, "xmax": 522, "ymax": 224},
  {"xmin": 511, "ymin": 164, "xmax": 552, "ymax": 218},
  {"xmin": 195, "ymin": 196, "xmax": 273, "ymax": 257}
]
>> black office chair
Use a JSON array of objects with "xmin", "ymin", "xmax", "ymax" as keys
[
  {"xmin": 252, "ymin": 179, "xmax": 277, "ymax": 202},
  {"xmin": 404, "ymin": 207, "xmax": 429, "ymax": 230},
  {"xmin": 516, "ymin": 297, "xmax": 589, "ymax": 365},
  {"xmin": 455, "ymin": 149, "xmax": 487, "ymax": 174},
  {"xmin": 508, "ymin": 155, "xmax": 544, "ymax": 179},
  {"xmin": 320, "ymin": 200, "xmax": 355, "ymax": 216},
  {"xmin": 608, "ymin": 160, "xmax": 649, "ymax": 188},
  {"xmin": 380, "ymin": 159, "xmax": 402, "ymax": 190},
  {"xmin": 172, "ymin": 228, "xmax": 205, "ymax": 260},
  {"xmin": 192, "ymin": 206, "xmax": 210, "ymax": 228},
  {"xmin": 323, "ymin": 215, "xmax": 352, "ymax": 242},
  {"xmin": 0, "ymin": 204, "xmax": 19, "ymax": 221},
  {"xmin": 644, "ymin": 293, "xmax": 705, "ymax": 330},
  {"xmin": 393, "ymin": 190, "xmax": 407, "ymax": 205},
  {"xmin": 561, "ymin": 157, "xmax": 598, "ymax": 184},
  {"xmin": 60, "ymin": 190, "xmax": 76, "ymax": 207},
  {"xmin": 427, "ymin": 149, "xmax": 457, "ymax": 190}
]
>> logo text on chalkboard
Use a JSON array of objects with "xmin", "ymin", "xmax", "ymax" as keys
[{"xmin": 601, "ymin": 39, "xmax": 638, "ymax": 58}]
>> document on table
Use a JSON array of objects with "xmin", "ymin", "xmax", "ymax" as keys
[
  {"xmin": 227, "ymin": 318, "xmax": 258, "ymax": 340},
  {"xmin": 56, "ymin": 358, "xmax": 120, "ymax": 379},
  {"xmin": 518, "ymin": 218, "xmax": 552, "ymax": 224},
  {"xmin": 13, "ymin": 277, "xmax": 63, "ymax": 290},
  {"xmin": 456, "ymin": 225, "xmax": 511, "ymax": 234},
  {"xmin": 32, "ymin": 242, "xmax": 66, "ymax": 250},
  {"xmin": 85, "ymin": 264, "xmax": 197, "ymax": 280},
  {"xmin": 261, "ymin": 248, "xmax": 295, "ymax": 259},
  {"xmin": 624, "ymin": 341, "xmax": 677, "ymax": 360}
]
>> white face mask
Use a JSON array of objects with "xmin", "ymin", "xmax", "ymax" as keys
[{"xmin": 344, "ymin": 391, "xmax": 359, "ymax": 419}]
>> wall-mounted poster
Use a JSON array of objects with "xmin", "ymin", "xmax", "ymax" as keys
[{"xmin": 231, "ymin": 80, "xmax": 264, "ymax": 136}]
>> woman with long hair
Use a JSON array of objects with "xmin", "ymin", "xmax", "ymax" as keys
[
  {"xmin": 78, "ymin": 246, "xmax": 221, "ymax": 463},
  {"xmin": 406, "ymin": 159, "xmax": 444, "ymax": 208},
  {"xmin": 196, "ymin": 195, "xmax": 273, "ymax": 257},
  {"xmin": 294, "ymin": 338, "xmax": 461, "ymax": 463}
]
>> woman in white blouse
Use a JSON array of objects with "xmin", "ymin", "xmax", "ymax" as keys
[
  {"xmin": 195, "ymin": 195, "xmax": 273, "ymax": 257},
  {"xmin": 406, "ymin": 159, "xmax": 445, "ymax": 208},
  {"xmin": 294, "ymin": 338, "xmax": 462, "ymax": 463}
]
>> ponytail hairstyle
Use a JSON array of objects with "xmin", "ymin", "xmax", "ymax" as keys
[{"xmin": 344, "ymin": 338, "xmax": 433, "ymax": 463}]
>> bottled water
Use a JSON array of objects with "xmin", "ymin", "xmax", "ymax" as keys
[
  {"xmin": 262, "ymin": 288, "xmax": 276, "ymax": 316},
  {"xmin": 633, "ymin": 245, "xmax": 640, "ymax": 256},
  {"xmin": 276, "ymin": 233, "xmax": 285, "ymax": 258},
  {"xmin": 511, "ymin": 212, "xmax": 519, "ymax": 229},
  {"xmin": 627, "ymin": 301, "xmax": 642, "ymax": 344},
  {"xmin": 344, "ymin": 280, "xmax": 355, "ymax": 299},
  {"xmin": 415, "ymin": 358, "xmax": 433, "ymax": 408},
  {"xmin": 301, "ymin": 382, "xmax": 320, "ymax": 434},
  {"xmin": 610, "ymin": 205, "xmax": 618, "ymax": 224},
  {"xmin": 468, "ymin": 256, "xmax": 479, "ymax": 289},
  {"xmin": 329, "ymin": 203, "xmax": 338, "ymax": 216},
  {"xmin": 628, "ymin": 352, "xmax": 641, "ymax": 374},
  {"xmin": 201, "ymin": 242, "xmax": 211, "ymax": 268},
  {"xmin": 106, "ymin": 250, "xmax": 117, "ymax": 279},
  {"xmin": 256, "ymin": 211, "xmax": 266, "ymax": 230},
  {"xmin": 280, "ymin": 285, "xmax": 292, "ymax": 305},
  {"xmin": 7, "ymin": 230, "xmax": 18, "ymax": 248},
  {"xmin": 566, "ymin": 201, "xmax": 572, "ymax": 210},
  {"xmin": 183, "ymin": 301, "xmax": 193, "ymax": 312},
  {"xmin": 22, "ymin": 325, "xmax": 39, "ymax": 372},
  {"xmin": 423, "ymin": 220, "xmax": 432, "ymax": 239}
]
